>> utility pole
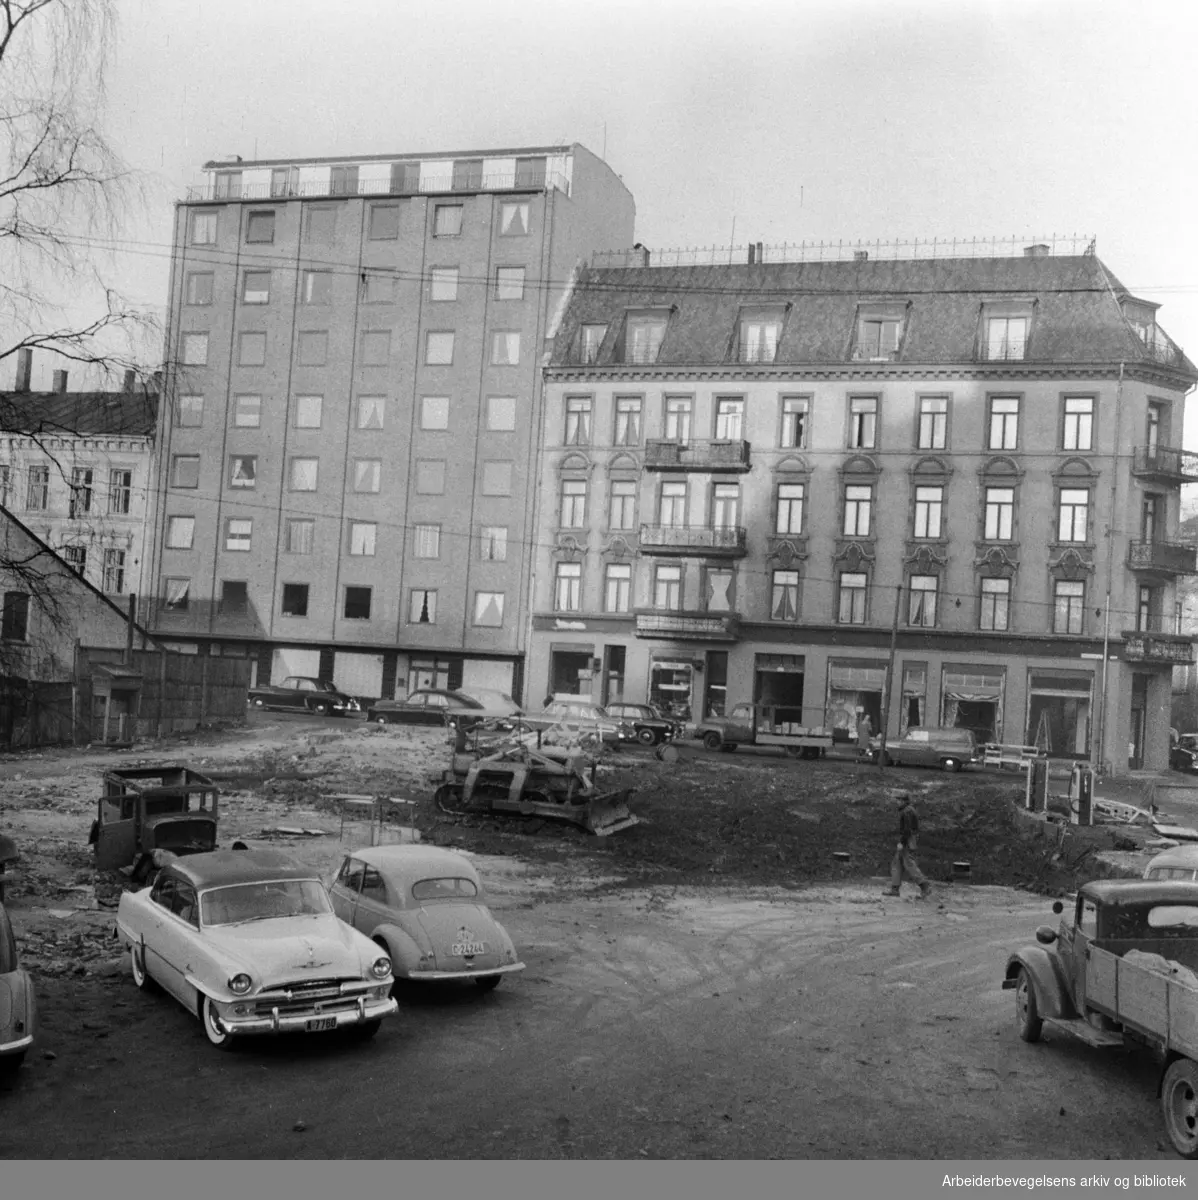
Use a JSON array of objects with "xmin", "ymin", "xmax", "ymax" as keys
[{"xmin": 879, "ymin": 581, "xmax": 903, "ymax": 769}]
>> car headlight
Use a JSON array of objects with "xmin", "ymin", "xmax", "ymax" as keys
[
  {"xmin": 371, "ymin": 955, "xmax": 392, "ymax": 980},
  {"xmin": 228, "ymin": 973, "xmax": 253, "ymax": 995}
]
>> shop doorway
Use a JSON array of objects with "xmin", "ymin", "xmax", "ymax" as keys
[
  {"xmin": 602, "ymin": 646, "xmax": 626, "ymax": 706},
  {"xmin": 703, "ymin": 651, "xmax": 728, "ymax": 718},
  {"xmin": 550, "ymin": 650, "xmax": 593, "ymax": 698},
  {"xmin": 1026, "ymin": 672, "xmax": 1093, "ymax": 758},
  {"xmin": 754, "ymin": 654, "xmax": 806, "ymax": 725},
  {"xmin": 650, "ymin": 660, "xmax": 693, "ymax": 721},
  {"xmin": 1129, "ymin": 674, "xmax": 1149, "ymax": 770},
  {"xmin": 941, "ymin": 668, "xmax": 1004, "ymax": 746},
  {"xmin": 827, "ymin": 660, "xmax": 885, "ymax": 742}
]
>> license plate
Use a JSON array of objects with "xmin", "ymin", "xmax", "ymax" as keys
[
  {"xmin": 452, "ymin": 942, "xmax": 486, "ymax": 957},
  {"xmin": 305, "ymin": 1017, "xmax": 337, "ymax": 1032}
]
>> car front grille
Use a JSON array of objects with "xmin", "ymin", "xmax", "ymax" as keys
[{"xmin": 253, "ymin": 977, "xmax": 367, "ymax": 1016}]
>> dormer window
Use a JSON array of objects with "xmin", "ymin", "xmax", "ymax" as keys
[
  {"xmin": 623, "ymin": 312, "xmax": 668, "ymax": 365},
  {"xmin": 982, "ymin": 302, "xmax": 1033, "ymax": 361},
  {"xmin": 853, "ymin": 306, "xmax": 905, "ymax": 361},
  {"xmin": 579, "ymin": 324, "xmax": 606, "ymax": 364},
  {"xmin": 737, "ymin": 309, "xmax": 784, "ymax": 363}
]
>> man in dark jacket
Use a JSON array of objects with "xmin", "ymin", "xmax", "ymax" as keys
[{"xmin": 884, "ymin": 791, "xmax": 932, "ymax": 899}]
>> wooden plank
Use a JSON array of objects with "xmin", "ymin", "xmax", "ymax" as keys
[
  {"xmin": 1089, "ymin": 947, "xmax": 1119, "ymax": 1012},
  {"xmin": 1118, "ymin": 959, "xmax": 1170, "ymax": 1032},
  {"xmin": 1168, "ymin": 976, "xmax": 1198, "ymax": 1059}
]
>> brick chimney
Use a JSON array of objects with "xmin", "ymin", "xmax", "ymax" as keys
[
  {"xmin": 14, "ymin": 347, "xmax": 32, "ymax": 392},
  {"xmin": 630, "ymin": 242, "xmax": 650, "ymax": 268},
  {"xmin": 52, "ymin": 369, "xmax": 68, "ymax": 393}
]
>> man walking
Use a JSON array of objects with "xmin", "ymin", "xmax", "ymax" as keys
[{"xmin": 884, "ymin": 791, "xmax": 932, "ymax": 899}]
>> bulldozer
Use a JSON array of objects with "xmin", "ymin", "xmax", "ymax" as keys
[{"xmin": 432, "ymin": 719, "xmax": 640, "ymax": 836}]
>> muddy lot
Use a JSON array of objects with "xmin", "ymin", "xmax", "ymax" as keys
[{"xmin": 0, "ymin": 718, "xmax": 1180, "ymax": 1159}]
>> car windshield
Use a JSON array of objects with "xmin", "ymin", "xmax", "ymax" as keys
[
  {"xmin": 411, "ymin": 877, "xmax": 479, "ymax": 901},
  {"xmin": 200, "ymin": 879, "xmax": 331, "ymax": 926}
]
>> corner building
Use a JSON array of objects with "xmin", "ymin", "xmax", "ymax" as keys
[
  {"xmin": 148, "ymin": 144, "xmax": 634, "ymax": 700},
  {"xmin": 530, "ymin": 246, "xmax": 1197, "ymax": 774}
]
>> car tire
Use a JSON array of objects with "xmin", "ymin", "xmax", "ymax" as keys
[
  {"xmin": 637, "ymin": 728, "xmax": 657, "ymax": 746},
  {"xmin": 130, "ymin": 942, "xmax": 158, "ymax": 993},
  {"xmin": 375, "ymin": 715, "xmax": 389, "ymax": 727},
  {"xmin": 1162, "ymin": 1058, "xmax": 1198, "ymax": 1158},
  {"xmin": 347, "ymin": 1019, "xmax": 382, "ymax": 1042},
  {"xmin": 702, "ymin": 731, "xmax": 723, "ymax": 751},
  {"xmin": 252, "ymin": 697, "xmax": 265, "ymax": 708},
  {"xmin": 200, "ymin": 995, "xmax": 235, "ymax": 1051},
  {"xmin": 476, "ymin": 975, "xmax": 501, "ymax": 993},
  {"xmin": 1015, "ymin": 968, "xmax": 1042, "ymax": 1043},
  {"xmin": 311, "ymin": 701, "xmax": 330, "ymax": 716},
  {"xmin": 942, "ymin": 757, "xmax": 962, "ymax": 772}
]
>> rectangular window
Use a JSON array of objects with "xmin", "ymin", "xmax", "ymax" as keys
[
  {"xmin": 554, "ymin": 562, "xmax": 582, "ymax": 612},
  {"xmin": 2, "ymin": 592, "xmax": 29, "ymax": 641},
  {"xmin": 181, "ymin": 332, "xmax": 209, "ymax": 366},
  {"xmin": 25, "ymin": 465, "xmax": 48, "ymax": 510},
  {"xmin": 433, "ymin": 204, "xmax": 463, "ymax": 237},
  {"xmin": 565, "ymin": 397, "xmax": 592, "ymax": 445},
  {"xmin": 984, "ymin": 487, "xmax": 1014, "ymax": 540},
  {"xmin": 1138, "ymin": 585, "xmax": 1156, "ymax": 633},
  {"xmin": 349, "ymin": 522, "xmax": 376, "ymax": 556},
  {"xmin": 409, "ymin": 589, "xmax": 437, "ymax": 624},
  {"xmin": 241, "ymin": 270, "xmax": 270, "ymax": 304},
  {"xmin": 190, "ymin": 211, "xmax": 216, "ymax": 245},
  {"xmin": 420, "ymin": 396, "xmax": 449, "ymax": 430},
  {"xmin": 486, "ymin": 396, "xmax": 516, "ymax": 431},
  {"xmin": 357, "ymin": 395, "xmax": 385, "ymax": 430},
  {"xmin": 496, "ymin": 267, "xmax": 525, "ymax": 300},
  {"xmin": 245, "ymin": 211, "xmax": 275, "ymax": 244},
  {"xmin": 711, "ymin": 483, "xmax": 739, "ymax": 529},
  {"xmin": 352, "ymin": 459, "xmax": 381, "ymax": 493},
  {"xmin": 614, "ymin": 396, "xmax": 642, "ymax": 445},
  {"xmin": 780, "ymin": 396, "xmax": 808, "ymax": 448},
  {"xmin": 1054, "ymin": 580, "xmax": 1085, "ymax": 635},
  {"xmin": 109, "ymin": 469, "xmax": 132, "ymax": 514},
  {"xmin": 704, "ymin": 567, "xmax": 732, "ymax": 613},
  {"xmin": 515, "ymin": 156, "xmax": 546, "ymax": 187},
  {"xmin": 480, "ymin": 526, "xmax": 507, "ymax": 561},
  {"xmin": 270, "ymin": 167, "xmax": 293, "ymax": 197},
  {"xmin": 171, "ymin": 455, "xmax": 200, "ymax": 489},
  {"xmin": 654, "ymin": 564, "xmax": 682, "ymax": 610},
  {"xmin": 1143, "ymin": 494, "xmax": 1161, "ymax": 543},
  {"xmin": 304, "ymin": 207, "xmax": 335, "ymax": 244},
  {"xmin": 849, "ymin": 396, "xmax": 877, "ymax": 449},
  {"xmin": 665, "ymin": 397, "xmax": 692, "ymax": 442},
  {"xmin": 838, "ymin": 572, "xmax": 867, "ymax": 624},
  {"xmin": 580, "ymin": 324, "xmax": 606, "ymax": 364},
  {"xmin": 1063, "ymin": 396, "xmax": 1094, "ymax": 451},
  {"xmin": 238, "ymin": 332, "xmax": 266, "ymax": 367},
  {"xmin": 185, "ymin": 272, "xmax": 213, "ymax": 306},
  {"xmin": 980, "ymin": 578, "xmax": 1010, "ymax": 632},
  {"xmin": 490, "ymin": 332, "xmax": 520, "ymax": 365},
  {"xmin": 560, "ymin": 480, "xmax": 587, "ymax": 528},
  {"xmin": 609, "ymin": 481, "xmax": 636, "ymax": 531},
  {"xmin": 62, "ymin": 545, "xmax": 87, "ymax": 576},
  {"xmin": 430, "ymin": 267, "xmax": 458, "ymax": 301},
  {"xmin": 857, "ymin": 316, "xmax": 901, "ymax": 360},
  {"xmin": 776, "ymin": 483, "xmax": 804, "ymax": 535},
  {"xmin": 604, "ymin": 563, "xmax": 632, "ymax": 613},
  {"xmin": 659, "ymin": 481, "xmax": 687, "ymax": 527},
  {"xmin": 1058, "ymin": 488, "xmax": 1090, "ymax": 543},
  {"xmin": 500, "ymin": 201, "xmax": 529, "ymax": 235},
  {"xmin": 413, "ymin": 524, "xmax": 440, "ymax": 559},
  {"xmin": 715, "ymin": 397, "xmax": 744, "ymax": 440},
  {"xmin": 908, "ymin": 575, "xmax": 938, "ymax": 627},
  {"xmin": 481, "ymin": 461, "xmax": 512, "ymax": 496},
  {"xmin": 69, "ymin": 467, "xmax": 94, "ymax": 517},
  {"xmin": 286, "ymin": 519, "xmax": 314, "ymax": 554},
  {"xmin": 301, "ymin": 270, "xmax": 332, "ymax": 305},
  {"xmin": 343, "ymin": 587, "xmax": 372, "ymax": 620},
  {"xmin": 771, "ymin": 570, "xmax": 800, "ymax": 622},
  {"xmin": 918, "ymin": 396, "xmax": 948, "ymax": 449},
  {"xmin": 1147, "ymin": 403, "xmax": 1163, "ymax": 454},
  {"xmin": 415, "ymin": 460, "xmax": 444, "ymax": 494},
  {"xmin": 294, "ymin": 394, "xmax": 323, "ymax": 429},
  {"xmin": 473, "ymin": 592, "xmax": 505, "ymax": 627},
  {"xmin": 228, "ymin": 456, "xmax": 257, "ymax": 489},
  {"xmin": 329, "ymin": 164, "xmax": 359, "ymax": 196},
  {"xmin": 986, "ymin": 316, "xmax": 1028, "ymax": 361},
  {"xmin": 368, "ymin": 204, "xmax": 400, "ymax": 240},
  {"xmin": 177, "ymin": 394, "xmax": 204, "ymax": 426},
  {"xmin": 913, "ymin": 485, "xmax": 943, "ymax": 539},
  {"xmin": 163, "ymin": 578, "xmax": 190, "ymax": 611},
  {"xmin": 233, "ymin": 394, "xmax": 261, "ymax": 428},
  {"xmin": 626, "ymin": 315, "xmax": 666, "ymax": 364},
  {"xmin": 224, "ymin": 519, "xmax": 252, "ymax": 552},
  {"xmin": 281, "ymin": 583, "xmax": 309, "ymax": 617},
  {"xmin": 452, "ymin": 158, "xmax": 482, "ymax": 189},
  {"xmin": 738, "ymin": 313, "xmax": 782, "ymax": 363},
  {"xmin": 360, "ymin": 329, "xmax": 390, "ymax": 366},
  {"xmin": 425, "ymin": 331, "xmax": 454, "ymax": 365},
  {"xmin": 988, "ymin": 397, "xmax": 1020, "ymax": 449},
  {"xmin": 166, "ymin": 516, "xmax": 195, "ymax": 549},
  {"xmin": 843, "ymin": 484, "xmax": 873, "ymax": 537},
  {"xmin": 297, "ymin": 331, "xmax": 327, "ymax": 366},
  {"xmin": 289, "ymin": 458, "xmax": 319, "ymax": 491}
]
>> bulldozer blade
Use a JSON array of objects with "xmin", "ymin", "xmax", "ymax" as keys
[{"xmin": 583, "ymin": 789, "xmax": 640, "ymax": 836}]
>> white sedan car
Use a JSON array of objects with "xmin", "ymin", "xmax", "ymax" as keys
[{"xmin": 116, "ymin": 848, "xmax": 398, "ymax": 1049}]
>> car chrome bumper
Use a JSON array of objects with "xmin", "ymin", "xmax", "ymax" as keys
[
  {"xmin": 406, "ymin": 962, "xmax": 526, "ymax": 982},
  {"xmin": 0, "ymin": 1032, "xmax": 34, "ymax": 1055},
  {"xmin": 217, "ymin": 994, "xmax": 398, "ymax": 1037}
]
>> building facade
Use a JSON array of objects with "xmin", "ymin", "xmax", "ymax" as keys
[
  {"xmin": 147, "ymin": 143, "xmax": 634, "ymax": 700},
  {"xmin": 0, "ymin": 349, "xmax": 158, "ymax": 603},
  {"xmin": 530, "ymin": 245, "xmax": 1198, "ymax": 774}
]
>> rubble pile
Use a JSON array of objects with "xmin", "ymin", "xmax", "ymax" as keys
[{"xmin": 15, "ymin": 922, "xmax": 123, "ymax": 978}]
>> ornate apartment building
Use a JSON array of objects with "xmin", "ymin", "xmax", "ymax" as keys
[
  {"xmin": 147, "ymin": 143, "xmax": 634, "ymax": 699},
  {"xmin": 529, "ymin": 244, "xmax": 1197, "ymax": 774}
]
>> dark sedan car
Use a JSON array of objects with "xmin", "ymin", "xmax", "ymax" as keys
[
  {"xmin": 367, "ymin": 689, "xmax": 522, "ymax": 729},
  {"xmin": 606, "ymin": 702, "xmax": 682, "ymax": 747}
]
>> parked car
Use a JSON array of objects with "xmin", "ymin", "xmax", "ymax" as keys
[
  {"xmin": 1144, "ymin": 844, "xmax": 1198, "ymax": 882},
  {"xmin": 246, "ymin": 676, "xmax": 360, "ymax": 717},
  {"xmin": 367, "ymin": 688, "xmax": 522, "ymax": 729},
  {"xmin": 692, "ymin": 703, "xmax": 833, "ymax": 758},
  {"xmin": 605, "ymin": 702, "xmax": 683, "ymax": 747},
  {"xmin": 115, "ymin": 847, "xmax": 398, "ymax": 1050},
  {"xmin": 329, "ymin": 845, "xmax": 525, "ymax": 991},
  {"xmin": 0, "ymin": 899, "xmax": 36, "ymax": 1077},
  {"xmin": 873, "ymin": 726, "xmax": 977, "ymax": 772},
  {"xmin": 1173, "ymin": 742, "xmax": 1198, "ymax": 773},
  {"xmin": 535, "ymin": 699, "xmax": 622, "ymax": 745}
]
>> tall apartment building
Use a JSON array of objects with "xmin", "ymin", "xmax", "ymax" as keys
[
  {"xmin": 0, "ymin": 348, "xmax": 158, "ymax": 601},
  {"xmin": 148, "ymin": 144, "xmax": 634, "ymax": 699},
  {"xmin": 529, "ymin": 243, "xmax": 1197, "ymax": 775}
]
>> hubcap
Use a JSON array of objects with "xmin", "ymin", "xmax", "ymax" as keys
[{"xmin": 1171, "ymin": 1080, "xmax": 1198, "ymax": 1145}]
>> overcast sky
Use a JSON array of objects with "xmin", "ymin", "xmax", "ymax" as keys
[{"xmin": 16, "ymin": 0, "xmax": 1198, "ymax": 418}]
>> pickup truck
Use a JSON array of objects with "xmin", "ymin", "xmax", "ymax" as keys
[
  {"xmin": 246, "ymin": 676, "xmax": 360, "ymax": 716},
  {"xmin": 1004, "ymin": 879, "xmax": 1198, "ymax": 1158},
  {"xmin": 692, "ymin": 702, "xmax": 833, "ymax": 759}
]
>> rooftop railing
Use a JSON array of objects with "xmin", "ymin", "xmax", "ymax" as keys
[{"xmin": 185, "ymin": 170, "xmax": 569, "ymax": 203}]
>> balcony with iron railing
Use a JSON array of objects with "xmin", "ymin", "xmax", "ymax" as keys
[
  {"xmin": 1119, "ymin": 630, "xmax": 1195, "ymax": 665},
  {"xmin": 1132, "ymin": 446, "xmax": 1198, "ymax": 484},
  {"xmin": 643, "ymin": 439, "xmax": 752, "ymax": 473},
  {"xmin": 1126, "ymin": 540, "xmax": 1198, "ymax": 576},
  {"xmin": 634, "ymin": 609, "xmax": 740, "ymax": 641},
  {"xmin": 639, "ymin": 524, "xmax": 747, "ymax": 557},
  {"xmin": 185, "ymin": 169, "xmax": 569, "ymax": 203}
]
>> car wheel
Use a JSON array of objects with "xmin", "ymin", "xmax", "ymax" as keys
[
  {"xmin": 347, "ymin": 1019, "xmax": 382, "ymax": 1041},
  {"xmin": 311, "ymin": 701, "xmax": 330, "ymax": 716},
  {"xmin": 476, "ymin": 975, "xmax": 501, "ymax": 993},
  {"xmin": 637, "ymin": 727, "xmax": 657, "ymax": 746},
  {"xmin": 130, "ymin": 942, "xmax": 158, "ymax": 993},
  {"xmin": 375, "ymin": 715, "xmax": 389, "ymax": 727},
  {"xmin": 252, "ymin": 697, "xmax": 265, "ymax": 709},
  {"xmin": 1015, "ymin": 968, "xmax": 1042, "ymax": 1043},
  {"xmin": 942, "ymin": 757, "xmax": 962, "ymax": 772},
  {"xmin": 702, "ymin": 731, "xmax": 722, "ymax": 751},
  {"xmin": 1163, "ymin": 1059, "xmax": 1198, "ymax": 1158},
  {"xmin": 200, "ymin": 995, "xmax": 234, "ymax": 1051}
]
